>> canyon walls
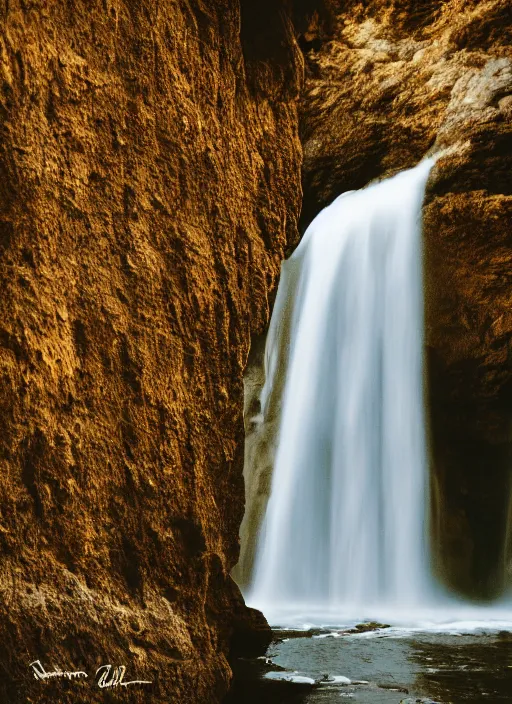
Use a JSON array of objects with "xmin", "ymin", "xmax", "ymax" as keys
[
  {"xmin": 1, "ymin": 0, "xmax": 511, "ymax": 700},
  {"xmin": 300, "ymin": 0, "xmax": 512, "ymax": 597},
  {"xmin": 0, "ymin": 1, "xmax": 323, "ymax": 701}
]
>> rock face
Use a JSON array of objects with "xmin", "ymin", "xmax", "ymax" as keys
[
  {"xmin": 300, "ymin": 0, "xmax": 512, "ymax": 597},
  {"xmin": 0, "ymin": 1, "xmax": 322, "ymax": 701},
  {"xmin": 231, "ymin": 333, "xmax": 271, "ymax": 591}
]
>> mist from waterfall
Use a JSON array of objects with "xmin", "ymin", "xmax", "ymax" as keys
[{"xmin": 246, "ymin": 160, "xmax": 438, "ymax": 624}]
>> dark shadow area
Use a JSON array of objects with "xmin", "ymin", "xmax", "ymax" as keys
[{"xmin": 224, "ymin": 656, "xmax": 311, "ymax": 704}]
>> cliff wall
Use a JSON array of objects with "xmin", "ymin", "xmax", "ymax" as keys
[{"xmin": 0, "ymin": 1, "xmax": 314, "ymax": 701}]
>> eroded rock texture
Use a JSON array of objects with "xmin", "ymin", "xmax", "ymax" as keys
[
  {"xmin": 0, "ymin": 1, "xmax": 319, "ymax": 701},
  {"xmin": 231, "ymin": 333, "xmax": 269, "ymax": 591},
  {"xmin": 300, "ymin": 0, "xmax": 512, "ymax": 597}
]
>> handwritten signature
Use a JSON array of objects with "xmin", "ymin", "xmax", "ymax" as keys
[
  {"xmin": 96, "ymin": 665, "xmax": 153, "ymax": 688},
  {"xmin": 29, "ymin": 660, "xmax": 152, "ymax": 688}
]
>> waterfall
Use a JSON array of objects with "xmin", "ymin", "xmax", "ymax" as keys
[{"xmin": 246, "ymin": 159, "xmax": 437, "ymax": 623}]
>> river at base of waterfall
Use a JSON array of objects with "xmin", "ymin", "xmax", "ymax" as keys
[{"xmin": 226, "ymin": 621, "xmax": 512, "ymax": 703}]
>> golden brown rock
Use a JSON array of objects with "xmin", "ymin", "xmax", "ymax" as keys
[
  {"xmin": 0, "ymin": 1, "xmax": 322, "ymax": 701},
  {"xmin": 300, "ymin": 0, "xmax": 512, "ymax": 597}
]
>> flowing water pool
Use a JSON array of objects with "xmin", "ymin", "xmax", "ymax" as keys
[{"xmin": 227, "ymin": 625, "xmax": 512, "ymax": 703}]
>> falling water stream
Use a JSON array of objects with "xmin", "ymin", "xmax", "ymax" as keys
[
  {"xmin": 238, "ymin": 160, "xmax": 512, "ymax": 630},
  {"xmin": 230, "ymin": 160, "xmax": 512, "ymax": 702},
  {"xmin": 247, "ymin": 159, "xmax": 435, "ymax": 623}
]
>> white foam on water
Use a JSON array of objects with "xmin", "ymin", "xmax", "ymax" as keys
[{"xmin": 264, "ymin": 672, "xmax": 316, "ymax": 685}]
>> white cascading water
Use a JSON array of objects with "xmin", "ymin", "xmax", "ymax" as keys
[{"xmin": 247, "ymin": 159, "xmax": 437, "ymax": 624}]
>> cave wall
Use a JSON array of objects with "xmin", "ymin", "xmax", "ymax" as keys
[
  {"xmin": 300, "ymin": 0, "xmax": 512, "ymax": 597},
  {"xmin": 0, "ymin": 1, "xmax": 320, "ymax": 701}
]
